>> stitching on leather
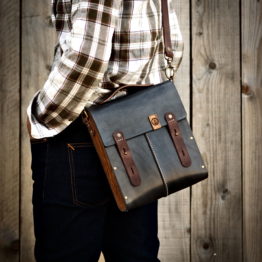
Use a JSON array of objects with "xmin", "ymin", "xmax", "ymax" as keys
[{"xmin": 145, "ymin": 133, "xmax": 169, "ymax": 196}]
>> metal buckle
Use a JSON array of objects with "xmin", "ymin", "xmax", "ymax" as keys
[
  {"xmin": 148, "ymin": 114, "xmax": 162, "ymax": 130},
  {"xmin": 165, "ymin": 56, "xmax": 176, "ymax": 80}
]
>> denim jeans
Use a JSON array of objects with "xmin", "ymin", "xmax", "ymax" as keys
[{"xmin": 30, "ymin": 116, "xmax": 160, "ymax": 262}]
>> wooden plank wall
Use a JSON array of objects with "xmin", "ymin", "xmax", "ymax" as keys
[
  {"xmin": 191, "ymin": 1, "xmax": 242, "ymax": 261},
  {"xmin": 0, "ymin": 0, "xmax": 20, "ymax": 262},
  {"xmin": 242, "ymin": 0, "xmax": 262, "ymax": 261},
  {"xmin": 0, "ymin": 0, "xmax": 261, "ymax": 262}
]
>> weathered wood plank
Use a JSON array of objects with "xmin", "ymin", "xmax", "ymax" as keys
[
  {"xmin": 242, "ymin": 1, "xmax": 262, "ymax": 261},
  {"xmin": 20, "ymin": 1, "xmax": 56, "ymax": 261},
  {"xmin": 158, "ymin": 1, "xmax": 191, "ymax": 261},
  {"xmin": 0, "ymin": 0, "xmax": 20, "ymax": 261},
  {"xmin": 191, "ymin": 0, "xmax": 242, "ymax": 261}
]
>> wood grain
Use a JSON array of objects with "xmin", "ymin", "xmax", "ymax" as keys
[
  {"xmin": 242, "ymin": 1, "xmax": 262, "ymax": 261},
  {"xmin": 20, "ymin": 1, "xmax": 56, "ymax": 261},
  {"xmin": 0, "ymin": 0, "xmax": 260, "ymax": 261},
  {"xmin": 191, "ymin": 0, "xmax": 242, "ymax": 261},
  {"xmin": 158, "ymin": 0, "xmax": 191, "ymax": 261},
  {"xmin": 0, "ymin": 0, "xmax": 20, "ymax": 261}
]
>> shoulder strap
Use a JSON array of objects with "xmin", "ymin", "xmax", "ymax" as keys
[{"xmin": 161, "ymin": 0, "xmax": 173, "ymax": 60}]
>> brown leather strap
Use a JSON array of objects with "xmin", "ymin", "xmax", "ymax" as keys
[
  {"xmin": 112, "ymin": 131, "xmax": 141, "ymax": 186},
  {"xmin": 161, "ymin": 0, "xmax": 174, "ymax": 59},
  {"xmin": 165, "ymin": 112, "xmax": 192, "ymax": 167}
]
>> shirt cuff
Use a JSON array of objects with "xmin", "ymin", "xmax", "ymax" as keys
[{"xmin": 26, "ymin": 91, "xmax": 66, "ymax": 139}]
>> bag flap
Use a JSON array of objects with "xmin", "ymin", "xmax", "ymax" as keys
[{"xmin": 87, "ymin": 80, "xmax": 187, "ymax": 147}]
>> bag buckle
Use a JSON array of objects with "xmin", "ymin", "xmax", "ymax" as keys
[
  {"xmin": 165, "ymin": 56, "xmax": 176, "ymax": 80},
  {"xmin": 148, "ymin": 114, "xmax": 162, "ymax": 130}
]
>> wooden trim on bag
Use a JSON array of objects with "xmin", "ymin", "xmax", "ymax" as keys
[{"xmin": 82, "ymin": 110, "xmax": 128, "ymax": 212}]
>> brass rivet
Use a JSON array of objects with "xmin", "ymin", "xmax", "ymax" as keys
[
  {"xmin": 168, "ymin": 114, "xmax": 173, "ymax": 119},
  {"xmin": 175, "ymin": 132, "xmax": 179, "ymax": 136},
  {"xmin": 117, "ymin": 133, "xmax": 122, "ymax": 138},
  {"xmin": 201, "ymin": 165, "xmax": 205, "ymax": 169},
  {"xmin": 113, "ymin": 166, "xmax": 117, "ymax": 170},
  {"xmin": 124, "ymin": 196, "xmax": 128, "ymax": 200},
  {"xmin": 190, "ymin": 136, "xmax": 194, "ymax": 140}
]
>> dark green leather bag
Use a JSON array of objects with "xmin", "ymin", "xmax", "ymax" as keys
[
  {"xmin": 82, "ymin": 0, "xmax": 208, "ymax": 211},
  {"xmin": 82, "ymin": 80, "xmax": 208, "ymax": 211}
]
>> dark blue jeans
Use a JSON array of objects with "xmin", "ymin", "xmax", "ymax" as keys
[{"xmin": 30, "ymin": 116, "xmax": 160, "ymax": 262}]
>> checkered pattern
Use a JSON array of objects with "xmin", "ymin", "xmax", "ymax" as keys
[{"xmin": 27, "ymin": 0, "xmax": 184, "ymax": 139}]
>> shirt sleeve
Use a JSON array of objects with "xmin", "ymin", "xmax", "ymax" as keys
[{"xmin": 27, "ymin": 0, "xmax": 121, "ymax": 139}]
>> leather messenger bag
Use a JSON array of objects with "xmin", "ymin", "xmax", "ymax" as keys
[{"xmin": 81, "ymin": 0, "xmax": 208, "ymax": 211}]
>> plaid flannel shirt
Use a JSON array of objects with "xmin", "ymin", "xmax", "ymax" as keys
[{"xmin": 27, "ymin": 0, "xmax": 184, "ymax": 139}]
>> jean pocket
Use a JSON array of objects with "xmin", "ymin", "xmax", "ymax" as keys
[{"xmin": 67, "ymin": 142, "xmax": 111, "ymax": 207}]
